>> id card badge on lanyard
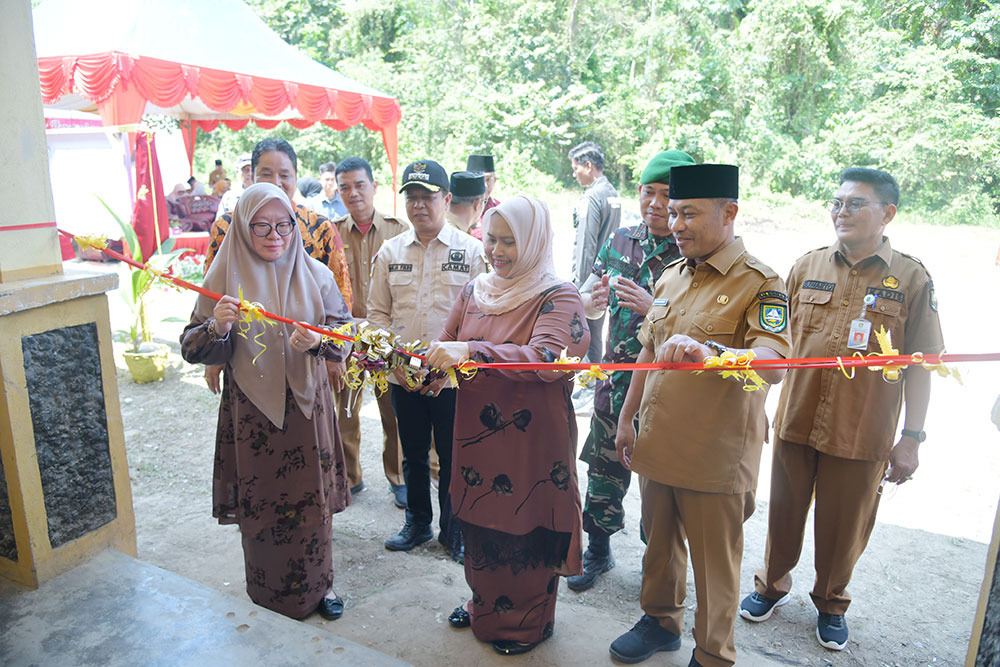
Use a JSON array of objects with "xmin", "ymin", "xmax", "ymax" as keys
[{"xmin": 847, "ymin": 294, "xmax": 877, "ymax": 351}]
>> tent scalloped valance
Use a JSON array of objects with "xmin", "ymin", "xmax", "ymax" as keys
[{"xmin": 38, "ymin": 52, "xmax": 402, "ymax": 129}]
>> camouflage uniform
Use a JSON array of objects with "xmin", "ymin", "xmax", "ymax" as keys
[{"xmin": 581, "ymin": 223, "xmax": 680, "ymax": 536}]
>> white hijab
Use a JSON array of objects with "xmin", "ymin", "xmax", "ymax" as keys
[{"xmin": 474, "ymin": 195, "xmax": 563, "ymax": 315}]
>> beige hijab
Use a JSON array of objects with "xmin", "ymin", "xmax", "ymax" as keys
[
  {"xmin": 196, "ymin": 182, "xmax": 347, "ymax": 428},
  {"xmin": 474, "ymin": 195, "xmax": 564, "ymax": 315}
]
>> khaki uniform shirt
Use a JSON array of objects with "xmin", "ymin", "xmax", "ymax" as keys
[
  {"xmin": 366, "ymin": 223, "xmax": 487, "ymax": 384},
  {"xmin": 445, "ymin": 210, "xmax": 470, "ymax": 234},
  {"xmin": 774, "ymin": 238, "xmax": 944, "ymax": 461},
  {"xmin": 333, "ymin": 210, "xmax": 409, "ymax": 319},
  {"xmin": 631, "ymin": 238, "xmax": 792, "ymax": 494}
]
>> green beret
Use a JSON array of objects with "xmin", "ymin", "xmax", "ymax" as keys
[{"xmin": 640, "ymin": 150, "xmax": 696, "ymax": 185}]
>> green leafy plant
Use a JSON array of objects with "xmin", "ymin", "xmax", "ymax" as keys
[{"xmin": 98, "ymin": 196, "xmax": 185, "ymax": 353}]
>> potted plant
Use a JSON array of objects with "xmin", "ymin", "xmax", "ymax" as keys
[{"xmin": 100, "ymin": 197, "xmax": 184, "ymax": 383}]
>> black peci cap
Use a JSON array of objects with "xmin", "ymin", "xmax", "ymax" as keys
[
  {"xmin": 466, "ymin": 154, "xmax": 495, "ymax": 173},
  {"xmin": 399, "ymin": 160, "xmax": 449, "ymax": 193},
  {"xmin": 450, "ymin": 171, "xmax": 486, "ymax": 197},
  {"xmin": 668, "ymin": 164, "xmax": 739, "ymax": 199}
]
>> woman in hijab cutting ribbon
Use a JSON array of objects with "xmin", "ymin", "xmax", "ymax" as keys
[
  {"xmin": 181, "ymin": 182, "xmax": 352, "ymax": 621},
  {"xmin": 426, "ymin": 195, "xmax": 590, "ymax": 655}
]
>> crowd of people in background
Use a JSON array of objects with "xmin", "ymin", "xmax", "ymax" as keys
[{"xmin": 180, "ymin": 136, "xmax": 943, "ymax": 666}]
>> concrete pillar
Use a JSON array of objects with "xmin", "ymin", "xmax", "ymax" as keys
[{"xmin": 0, "ymin": 0, "xmax": 136, "ymax": 588}]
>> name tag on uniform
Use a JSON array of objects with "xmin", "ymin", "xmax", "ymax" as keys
[
  {"xmin": 389, "ymin": 263, "xmax": 412, "ymax": 272},
  {"xmin": 652, "ymin": 298, "xmax": 669, "ymax": 307},
  {"xmin": 847, "ymin": 319, "xmax": 872, "ymax": 350},
  {"xmin": 442, "ymin": 262, "xmax": 470, "ymax": 273}
]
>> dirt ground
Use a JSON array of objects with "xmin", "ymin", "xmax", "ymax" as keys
[{"xmin": 104, "ymin": 195, "xmax": 1000, "ymax": 666}]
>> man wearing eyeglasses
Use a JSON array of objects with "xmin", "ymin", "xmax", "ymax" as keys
[
  {"xmin": 367, "ymin": 160, "xmax": 487, "ymax": 560},
  {"xmin": 739, "ymin": 168, "xmax": 944, "ymax": 652}
]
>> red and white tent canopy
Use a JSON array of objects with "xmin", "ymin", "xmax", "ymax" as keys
[{"xmin": 33, "ymin": 0, "xmax": 401, "ymax": 186}]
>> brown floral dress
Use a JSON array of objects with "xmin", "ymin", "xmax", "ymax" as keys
[
  {"xmin": 181, "ymin": 318, "xmax": 350, "ymax": 619},
  {"xmin": 439, "ymin": 282, "xmax": 590, "ymax": 643}
]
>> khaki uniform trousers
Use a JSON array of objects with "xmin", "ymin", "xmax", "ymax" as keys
[
  {"xmin": 754, "ymin": 438, "xmax": 887, "ymax": 615},
  {"xmin": 639, "ymin": 477, "xmax": 754, "ymax": 667},
  {"xmin": 334, "ymin": 385, "xmax": 404, "ymax": 489}
]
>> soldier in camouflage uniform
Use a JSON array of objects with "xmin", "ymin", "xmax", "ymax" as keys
[{"xmin": 567, "ymin": 150, "xmax": 696, "ymax": 592}]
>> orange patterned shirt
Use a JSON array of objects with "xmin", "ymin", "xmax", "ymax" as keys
[{"xmin": 203, "ymin": 203, "xmax": 353, "ymax": 310}]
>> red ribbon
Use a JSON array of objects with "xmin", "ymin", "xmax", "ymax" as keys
[
  {"xmin": 59, "ymin": 229, "xmax": 355, "ymax": 345},
  {"xmin": 63, "ymin": 228, "xmax": 1000, "ymax": 373}
]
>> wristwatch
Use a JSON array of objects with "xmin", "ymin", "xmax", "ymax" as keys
[
  {"xmin": 901, "ymin": 428, "xmax": 926, "ymax": 442},
  {"xmin": 704, "ymin": 340, "xmax": 728, "ymax": 356}
]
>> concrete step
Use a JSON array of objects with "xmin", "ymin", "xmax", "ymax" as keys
[{"xmin": 0, "ymin": 549, "xmax": 405, "ymax": 666}]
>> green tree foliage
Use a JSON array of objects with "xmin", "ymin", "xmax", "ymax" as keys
[{"xmin": 193, "ymin": 0, "xmax": 1000, "ymax": 225}]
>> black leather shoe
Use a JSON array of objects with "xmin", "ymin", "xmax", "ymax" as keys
[
  {"xmin": 688, "ymin": 649, "xmax": 703, "ymax": 666},
  {"xmin": 448, "ymin": 605, "xmax": 470, "ymax": 628},
  {"xmin": 350, "ymin": 481, "xmax": 365, "ymax": 496},
  {"xmin": 492, "ymin": 624, "xmax": 553, "ymax": 655},
  {"xmin": 609, "ymin": 614, "xmax": 681, "ymax": 663},
  {"xmin": 316, "ymin": 595, "xmax": 344, "ymax": 620},
  {"xmin": 384, "ymin": 522, "xmax": 433, "ymax": 551},
  {"xmin": 391, "ymin": 484, "xmax": 407, "ymax": 509}
]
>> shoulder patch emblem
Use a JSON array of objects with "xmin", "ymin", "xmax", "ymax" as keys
[
  {"xmin": 882, "ymin": 275, "xmax": 899, "ymax": 289},
  {"xmin": 929, "ymin": 280, "xmax": 938, "ymax": 312},
  {"xmin": 760, "ymin": 303, "xmax": 787, "ymax": 333},
  {"xmin": 757, "ymin": 290, "xmax": 788, "ymax": 303}
]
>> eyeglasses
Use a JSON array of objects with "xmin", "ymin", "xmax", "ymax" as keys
[
  {"xmin": 249, "ymin": 221, "xmax": 295, "ymax": 237},
  {"xmin": 825, "ymin": 198, "xmax": 888, "ymax": 215}
]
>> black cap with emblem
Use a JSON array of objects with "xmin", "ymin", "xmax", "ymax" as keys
[
  {"xmin": 466, "ymin": 154, "xmax": 495, "ymax": 173},
  {"xmin": 449, "ymin": 171, "xmax": 486, "ymax": 198},
  {"xmin": 399, "ymin": 160, "xmax": 449, "ymax": 193},
  {"xmin": 669, "ymin": 164, "xmax": 739, "ymax": 199}
]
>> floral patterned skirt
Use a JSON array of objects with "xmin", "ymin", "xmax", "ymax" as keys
[
  {"xmin": 242, "ymin": 511, "xmax": 333, "ymax": 619},
  {"xmin": 212, "ymin": 372, "xmax": 349, "ymax": 619},
  {"xmin": 461, "ymin": 521, "xmax": 571, "ymax": 643}
]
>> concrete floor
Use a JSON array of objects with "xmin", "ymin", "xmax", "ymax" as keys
[{"xmin": 0, "ymin": 549, "xmax": 405, "ymax": 666}]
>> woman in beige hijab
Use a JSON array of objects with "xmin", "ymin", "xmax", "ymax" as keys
[
  {"xmin": 181, "ymin": 182, "xmax": 352, "ymax": 620},
  {"xmin": 426, "ymin": 196, "xmax": 590, "ymax": 655}
]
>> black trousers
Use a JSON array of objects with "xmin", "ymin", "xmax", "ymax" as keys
[{"xmin": 390, "ymin": 385, "xmax": 455, "ymax": 535}]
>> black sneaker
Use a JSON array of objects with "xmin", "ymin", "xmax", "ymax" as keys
[
  {"xmin": 384, "ymin": 522, "xmax": 433, "ymax": 551},
  {"xmin": 738, "ymin": 591, "xmax": 790, "ymax": 622},
  {"xmin": 609, "ymin": 614, "xmax": 681, "ymax": 663},
  {"xmin": 816, "ymin": 612, "xmax": 848, "ymax": 650}
]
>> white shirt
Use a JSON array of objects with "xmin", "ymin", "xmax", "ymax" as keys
[{"xmin": 367, "ymin": 223, "xmax": 487, "ymax": 381}]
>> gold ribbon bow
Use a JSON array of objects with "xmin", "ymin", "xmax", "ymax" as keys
[
  {"xmin": 235, "ymin": 285, "xmax": 275, "ymax": 364},
  {"xmin": 700, "ymin": 349, "xmax": 768, "ymax": 392}
]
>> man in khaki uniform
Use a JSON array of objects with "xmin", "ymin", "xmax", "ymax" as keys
[
  {"xmin": 609, "ymin": 164, "xmax": 791, "ymax": 667},
  {"xmin": 740, "ymin": 168, "xmax": 944, "ymax": 651},
  {"xmin": 331, "ymin": 157, "xmax": 409, "ymax": 506}
]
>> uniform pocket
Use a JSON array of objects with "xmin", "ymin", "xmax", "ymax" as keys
[
  {"xmin": 388, "ymin": 271, "xmax": 414, "ymax": 287},
  {"xmin": 692, "ymin": 311, "xmax": 738, "ymax": 345},
  {"xmin": 796, "ymin": 289, "xmax": 832, "ymax": 333},
  {"xmin": 867, "ymin": 298, "xmax": 903, "ymax": 341},
  {"xmin": 441, "ymin": 270, "xmax": 471, "ymax": 287}
]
